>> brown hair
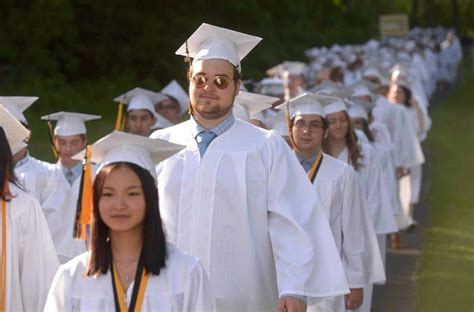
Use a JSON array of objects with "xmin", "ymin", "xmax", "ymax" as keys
[
  {"xmin": 323, "ymin": 111, "xmax": 362, "ymax": 171},
  {"xmin": 0, "ymin": 128, "xmax": 23, "ymax": 200},
  {"xmin": 86, "ymin": 162, "xmax": 167, "ymax": 276}
]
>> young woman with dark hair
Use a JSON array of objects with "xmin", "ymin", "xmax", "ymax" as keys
[
  {"xmin": 0, "ymin": 106, "xmax": 59, "ymax": 311},
  {"xmin": 45, "ymin": 131, "xmax": 214, "ymax": 311}
]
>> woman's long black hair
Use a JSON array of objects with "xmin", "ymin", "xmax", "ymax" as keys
[
  {"xmin": 86, "ymin": 162, "xmax": 167, "ymax": 276},
  {"xmin": 0, "ymin": 127, "xmax": 22, "ymax": 200}
]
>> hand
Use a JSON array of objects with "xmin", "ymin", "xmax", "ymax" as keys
[
  {"xmin": 277, "ymin": 297, "xmax": 307, "ymax": 312},
  {"xmin": 396, "ymin": 167, "xmax": 407, "ymax": 179},
  {"xmin": 345, "ymin": 288, "xmax": 363, "ymax": 310}
]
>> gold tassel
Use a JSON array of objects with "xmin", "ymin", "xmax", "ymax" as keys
[
  {"xmin": 115, "ymin": 100, "xmax": 126, "ymax": 131},
  {"xmin": 73, "ymin": 145, "xmax": 93, "ymax": 240},
  {"xmin": 46, "ymin": 120, "xmax": 59, "ymax": 158}
]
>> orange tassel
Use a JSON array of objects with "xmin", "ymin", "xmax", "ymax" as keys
[
  {"xmin": 115, "ymin": 101, "xmax": 125, "ymax": 131},
  {"xmin": 74, "ymin": 145, "xmax": 93, "ymax": 240}
]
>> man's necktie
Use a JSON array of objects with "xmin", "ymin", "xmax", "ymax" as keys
[{"xmin": 196, "ymin": 131, "xmax": 217, "ymax": 157}]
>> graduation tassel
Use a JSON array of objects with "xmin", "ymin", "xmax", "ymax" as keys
[
  {"xmin": 185, "ymin": 40, "xmax": 194, "ymax": 117},
  {"xmin": 46, "ymin": 119, "xmax": 59, "ymax": 158},
  {"xmin": 115, "ymin": 99, "xmax": 126, "ymax": 131},
  {"xmin": 285, "ymin": 100, "xmax": 300, "ymax": 152},
  {"xmin": 73, "ymin": 145, "xmax": 93, "ymax": 240}
]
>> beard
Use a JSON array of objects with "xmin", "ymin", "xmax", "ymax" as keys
[{"xmin": 191, "ymin": 96, "xmax": 235, "ymax": 120}]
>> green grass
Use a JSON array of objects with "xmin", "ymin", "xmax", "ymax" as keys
[{"xmin": 416, "ymin": 59, "xmax": 474, "ymax": 311}]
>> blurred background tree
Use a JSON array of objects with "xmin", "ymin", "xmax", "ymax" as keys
[{"xmin": 0, "ymin": 0, "xmax": 472, "ymax": 160}]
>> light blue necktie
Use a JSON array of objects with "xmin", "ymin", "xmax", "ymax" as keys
[
  {"xmin": 65, "ymin": 169, "xmax": 75, "ymax": 185},
  {"xmin": 196, "ymin": 131, "xmax": 217, "ymax": 157}
]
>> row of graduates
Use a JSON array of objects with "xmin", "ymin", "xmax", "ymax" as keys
[{"xmin": 1, "ymin": 23, "xmax": 461, "ymax": 311}]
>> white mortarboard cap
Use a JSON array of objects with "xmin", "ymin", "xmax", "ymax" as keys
[
  {"xmin": 318, "ymin": 94, "xmax": 351, "ymax": 116},
  {"xmin": 348, "ymin": 103, "xmax": 369, "ymax": 121},
  {"xmin": 233, "ymin": 91, "xmax": 279, "ymax": 122},
  {"xmin": 74, "ymin": 131, "xmax": 184, "ymax": 178},
  {"xmin": 0, "ymin": 96, "xmax": 38, "ymax": 125},
  {"xmin": 152, "ymin": 113, "xmax": 174, "ymax": 130},
  {"xmin": 41, "ymin": 112, "xmax": 101, "ymax": 136},
  {"xmin": 257, "ymin": 78, "xmax": 285, "ymax": 97},
  {"xmin": 310, "ymin": 81, "xmax": 351, "ymax": 99},
  {"xmin": 362, "ymin": 66, "xmax": 382, "ymax": 81},
  {"xmin": 350, "ymin": 84, "xmax": 373, "ymax": 99},
  {"xmin": 266, "ymin": 61, "xmax": 308, "ymax": 77},
  {"xmin": 275, "ymin": 92, "xmax": 323, "ymax": 117},
  {"xmin": 160, "ymin": 80, "xmax": 189, "ymax": 116},
  {"xmin": 176, "ymin": 23, "xmax": 262, "ymax": 73},
  {"xmin": 114, "ymin": 87, "xmax": 167, "ymax": 110},
  {"xmin": 0, "ymin": 104, "xmax": 30, "ymax": 154}
]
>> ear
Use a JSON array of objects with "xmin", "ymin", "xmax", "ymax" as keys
[{"xmin": 234, "ymin": 80, "xmax": 241, "ymax": 97}]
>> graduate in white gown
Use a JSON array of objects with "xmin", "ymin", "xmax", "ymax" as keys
[
  {"xmin": 45, "ymin": 131, "xmax": 214, "ymax": 311},
  {"xmin": 151, "ymin": 23, "xmax": 348, "ymax": 311},
  {"xmin": 0, "ymin": 105, "xmax": 59, "ymax": 311},
  {"xmin": 114, "ymin": 87, "xmax": 172, "ymax": 135},
  {"xmin": 41, "ymin": 112, "xmax": 101, "ymax": 264},
  {"xmin": 155, "ymin": 80, "xmax": 190, "ymax": 125},
  {"xmin": 321, "ymin": 98, "xmax": 398, "ymax": 312},
  {"xmin": 1, "ymin": 97, "xmax": 67, "ymax": 239},
  {"xmin": 280, "ymin": 93, "xmax": 385, "ymax": 312}
]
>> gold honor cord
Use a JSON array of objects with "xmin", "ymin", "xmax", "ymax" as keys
[
  {"xmin": 1, "ymin": 200, "xmax": 6, "ymax": 311},
  {"xmin": 73, "ymin": 145, "xmax": 93, "ymax": 240},
  {"xmin": 111, "ymin": 251, "xmax": 149, "ymax": 312},
  {"xmin": 115, "ymin": 99, "xmax": 126, "ymax": 131},
  {"xmin": 307, "ymin": 153, "xmax": 323, "ymax": 184}
]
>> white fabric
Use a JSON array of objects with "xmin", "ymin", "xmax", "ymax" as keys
[
  {"xmin": 45, "ymin": 162, "xmax": 97, "ymax": 263},
  {"xmin": 15, "ymin": 154, "xmax": 68, "ymax": 240},
  {"xmin": 372, "ymin": 96, "xmax": 425, "ymax": 169},
  {"xmin": 309, "ymin": 154, "xmax": 385, "ymax": 312},
  {"xmin": 370, "ymin": 121, "xmax": 401, "ymax": 217},
  {"xmin": 151, "ymin": 119, "xmax": 349, "ymax": 311},
  {"xmin": 127, "ymin": 94, "xmax": 156, "ymax": 114},
  {"xmin": 337, "ymin": 144, "xmax": 398, "ymax": 235},
  {"xmin": 44, "ymin": 246, "xmax": 215, "ymax": 311},
  {"xmin": 4, "ymin": 184, "xmax": 59, "ymax": 312}
]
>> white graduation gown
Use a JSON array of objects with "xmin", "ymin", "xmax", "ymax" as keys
[
  {"xmin": 15, "ymin": 155, "xmax": 68, "ymax": 239},
  {"xmin": 44, "ymin": 245, "xmax": 215, "ymax": 311},
  {"xmin": 3, "ymin": 184, "xmax": 59, "ymax": 312},
  {"xmin": 308, "ymin": 154, "xmax": 385, "ymax": 312},
  {"xmin": 337, "ymin": 144, "xmax": 398, "ymax": 235},
  {"xmin": 46, "ymin": 162, "xmax": 97, "ymax": 264},
  {"xmin": 151, "ymin": 119, "xmax": 349, "ymax": 311}
]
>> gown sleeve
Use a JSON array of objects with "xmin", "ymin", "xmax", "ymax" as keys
[
  {"xmin": 265, "ymin": 132, "xmax": 349, "ymax": 302},
  {"xmin": 181, "ymin": 260, "xmax": 216, "ymax": 312},
  {"xmin": 18, "ymin": 196, "xmax": 60, "ymax": 312}
]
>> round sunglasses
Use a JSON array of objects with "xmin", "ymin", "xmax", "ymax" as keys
[{"xmin": 191, "ymin": 74, "xmax": 235, "ymax": 90}]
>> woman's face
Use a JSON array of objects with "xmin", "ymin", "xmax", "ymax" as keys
[
  {"xmin": 99, "ymin": 166, "xmax": 146, "ymax": 234},
  {"xmin": 387, "ymin": 84, "xmax": 406, "ymax": 104},
  {"xmin": 326, "ymin": 110, "xmax": 349, "ymax": 141}
]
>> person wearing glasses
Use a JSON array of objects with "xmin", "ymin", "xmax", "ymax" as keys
[
  {"xmin": 151, "ymin": 23, "xmax": 348, "ymax": 311},
  {"xmin": 280, "ymin": 93, "xmax": 385, "ymax": 312},
  {"xmin": 0, "ymin": 105, "xmax": 59, "ymax": 311}
]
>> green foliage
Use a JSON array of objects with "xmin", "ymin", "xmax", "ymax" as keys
[{"xmin": 0, "ymin": 0, "xmax": 471, "ymax": 160}]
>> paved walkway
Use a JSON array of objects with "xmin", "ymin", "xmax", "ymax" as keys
[{"xmin": 372, "ymin": 159, "xmax": 428, "ymax": 311}]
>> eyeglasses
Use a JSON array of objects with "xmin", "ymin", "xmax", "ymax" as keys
[
  {"xmin": 191, "ymin": 74, "xmax": 234, "ymax": 90},
  {"xmin": 293, "ymin": 120, "xmax": 324, "ymax": 132}
]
